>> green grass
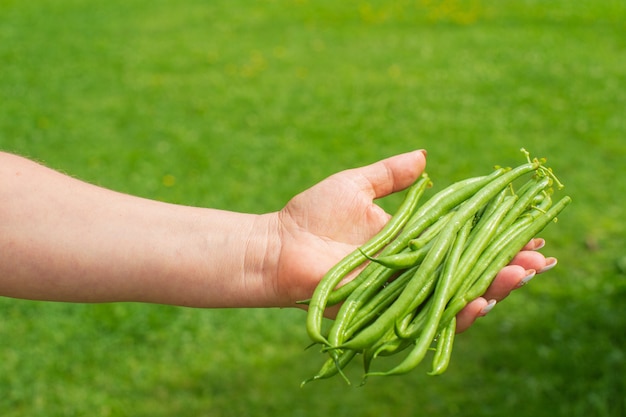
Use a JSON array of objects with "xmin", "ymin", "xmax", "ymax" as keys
[{"xmin": 1, "ymin": 0, "xmax": 625, "ymax": 415}]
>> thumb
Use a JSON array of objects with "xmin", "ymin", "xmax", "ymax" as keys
[{"xmin": 350, "ymin": 150, "xmax": 428, "ymax": 200}]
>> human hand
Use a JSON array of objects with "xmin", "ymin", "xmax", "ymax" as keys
[{"xmin": 274, "ymin": 150, "xmax": 557, "ymax": 332}]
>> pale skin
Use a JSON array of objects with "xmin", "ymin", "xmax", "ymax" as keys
[{"xmin": 0, "ymin": 150, "xmax": 556, "ymax": 332}]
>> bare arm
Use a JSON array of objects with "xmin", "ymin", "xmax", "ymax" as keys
[
  {"xmin": 0, "ymin": 151, "xmax": 555, "ymax": 332},
  {"xmin": 0, "ymin": 152, "xmax": 278, "ymax": 307}
]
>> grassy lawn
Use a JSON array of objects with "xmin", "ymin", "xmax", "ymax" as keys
[{"xmin": 1, "ymin": 0, "xmax": 625, "ymax": 416}]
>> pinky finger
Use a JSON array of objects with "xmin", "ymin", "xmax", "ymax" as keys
[{"xmin": 455, "ymin": 297, "xmax": 496, "ymax": 334}]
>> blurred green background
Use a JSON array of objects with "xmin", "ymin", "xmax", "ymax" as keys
[{"xmin": 1, "ymin": 0, "xmax": 624, "ymax": 416}]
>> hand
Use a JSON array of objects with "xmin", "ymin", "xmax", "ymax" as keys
[{"xmin": 274, "ymin": 150, "xmax": 557, "ymax": 332}]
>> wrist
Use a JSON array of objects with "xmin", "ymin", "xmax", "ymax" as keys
[{"xmin": 240, "ymin": 212, "xmax": 283, "ymax": 308}]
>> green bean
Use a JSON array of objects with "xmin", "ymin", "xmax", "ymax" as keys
[
  {"xmin": 344, "ymin": 265, "xmax": 419, "ymax": 340},
  {"xmin": 365, "ymin": 218, "xmax": 472, "ymax": 377},
  {"xmin": 408, "ymin": 210, "xmax": 456, "ymax": 250},
  {"xmin": 465, "ymin": 196, "xmax": 572, "ymax": 298},
  {"xmin": 404, "ymin": 170, "xmax": 504, "ymax": 230},
  {"xmin": 475, "ymin": 186, "xmax": 510, "ymax": 224},
  {"xmin": 451, "ymin": 191, "xmax": 554, "ymax": 304},
  {"xmin": 361, "ymin": 320, "xmax": 415, "ymax": 374},
  {"xmin": 301, "ymin": 349, "xmax": 358, "ymax": 387},
  {"xmin": 361, "ymin": 240, "xmax": 432, "ymax": 270},
  {"xmin": 441, "ymin": 195, "xmax": 572, "ymax": 326},
  {"xmin": 428, "ymin": 317, "xmax": 456, "ymax": 376},
  {"xmin": 396, "ymin": 194, "xmax": 518, "ymax": 340},
  {"xmin": 449, "ymin": 195, "xmax": 519, "ymax": 289},
  {"xmin": 496, "ymin": 176, "xmax": 551, "ymax": 234},
  {"xmin": 329, "ymin": 172, "xmax": 480, "ymax": 349},
  {"xmin": 306, "ymin": 175, "xmax": 431, "ymax": 344},
  {"xmin": 339, "ymin": 162, "xmax": 540, "ymax": 352},
  {"xmin": 322, "ymin": 171, "xmax": 505, "ymax": 307},
  {"xmin": 373, "ymin": 335, "xmax": 413, "ymax": 358},
  {"xmin": 462, "ymin": 195, "xmax": 518, "ymax": 259},
  {"xmin": 361, "ymin": 337, "xmax": 414, "ymax": 386},
  {"xmin": 511, "ymin": 172, "xmax": 538, "ymax": 196},
  {"xmin": 328, "ymin": 244, "xmax": 435, "ymax": 347},
  {"xmin": 339, "ymin": 265, "xmax": 441, "ymax": 355},
  {"xmin": 450, "ymin": 215, "xmax": 537, "ymax": 307},
  {"xmin": 332, "ymin": 172, "xmax": 504, "ymax": 315},
  {"xmin": 327, "ymin": 265, "xmax": 398, "ymax": 349},
  {"xmin": 304, "ymin": 152, "xmax": 571, "ymax": 384},
  {"xmin": 361, "ymin": 327, "xmax": 398, "ymax": 382},
  {"xmin": 382, "ymin": 168, "xmax": 508, "ymax": 256}
]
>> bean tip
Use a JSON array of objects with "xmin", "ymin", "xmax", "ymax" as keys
[{"xmin": 300, "ymin": 376, "xmax": 317, "ymax": 388}]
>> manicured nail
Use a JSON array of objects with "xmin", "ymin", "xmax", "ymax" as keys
[
  {"xmin": 532, "ymin": 238, "xmax": 546, "ymax": 250},
  {"xmin": 538, "ymin": 257, "xmax": 558, "ymax": 274},
  {"xmin": 480, "ymin": 299, "xmax": 497, "ymax": 316},
  {"xmin": 516, "ymin": 269, "xmax": 537, "ymax": 288}
]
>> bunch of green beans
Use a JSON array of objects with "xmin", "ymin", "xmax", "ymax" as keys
[{"xmin": 301, "ymin": 149, "xmax": 571, "ymax": 386}]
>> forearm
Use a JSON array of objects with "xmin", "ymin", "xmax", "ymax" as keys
[{"xmin": 0, "ymin": 152, "xmax": 281, "ymax": 308}]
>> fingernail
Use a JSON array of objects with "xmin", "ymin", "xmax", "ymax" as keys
[
  {"xmin": 538, "ymin": 257, "xmax": 558, "ymax": 274},
  {"xmin": 419, "ymin": 149, "xmax": 428, "ymax": 157},
  {"xmin": 480, "ymin": 299, "xmax": 497, "ymax": 316},
  {"xmin": 516, "ymin": 269, "xmax": 537, "ymax": 288},
  {"xmin": 532, "ymin": 238, "xmax": 546, "ymax": 250}
]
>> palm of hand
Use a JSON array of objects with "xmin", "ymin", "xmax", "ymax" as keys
[{"xmin": 276, "ymin": 173, "xmax": 389, "ymax": 306}]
